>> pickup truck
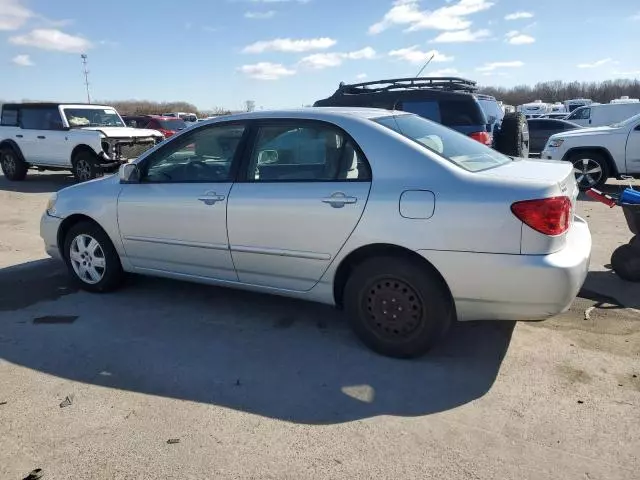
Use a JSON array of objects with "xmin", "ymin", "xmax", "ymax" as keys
[
  {"xmin": 0, "ymin": 103, "xmax": 164, "ymax": 182},
  {"xmin": 541, "ymin": 112, "xmax": 640, "ymax": 189}
]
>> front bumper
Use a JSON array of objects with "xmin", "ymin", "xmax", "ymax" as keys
[
  {"xmin": 418, "ymin": 216, "xmax": 592, "ymax": 322},
  {"xmin": 40, "ymin": 212, "xmax": 63, "ymax": 260},
  {"xmin": 541, "ymin": 148, "xmax": 563, "ymax": 161}
]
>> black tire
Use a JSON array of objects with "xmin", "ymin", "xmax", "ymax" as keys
[
  {"xmin": 0, "ymin": 146, "xmax": 28, "ymax": 181},
  {"xmin": 495, "ymin": 112, "xmax": 529, "ymax": 158},
  {"xmin": 567, "ymin": 151, "xmax": 609, "ymax": 190},
  {"xmin": 72, "ymin": 150, "xmax": 102, "ymax": 182},
  {"xmin": 630, "ymin": 235, "xmax": 640, "ymax": 249},
  {"xmin": 343, "ymin": 256, "xmax": 453, "ymax": 358},
  {"xmin": 611, "ymin": 244, "xmax": 640, "ymax": 282},
  {"xmin": 63, "ymin": 221, "xmax": 124, "ymax": 292}
]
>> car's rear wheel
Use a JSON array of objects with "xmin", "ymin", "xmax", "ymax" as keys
[
  {"xmin": 568, "ymin": 152, "xmax": 609, "ymax": 190},
  {"xmin": 63, "ymin": 221, "xmax": 124, "ymax": 292},
  {"xmin": 0, "ymin": 146, "xmax": 28, "ymax": 181},
  {"xmin": 611, "ymin": 244, "xmax": 640, "ymax": 282},
  {"xmin": 72, "ymin": 151, "xmax": 102, "ymax": 182},
  {"xmin": 344, "ymin": 256, "xmax": 453, "ymax": 358}
]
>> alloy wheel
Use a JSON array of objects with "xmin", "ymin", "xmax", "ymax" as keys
[
  {"xmin": 75, "ymin": 159, "xmax": 92, "ymax": 181},
  {"xmin": 364, "ymin": 278, "xmax": 423, "ymax": 340},
  {"xmin": 2, "ymin": 152, "xmax": 16, "ymax": 176},
  {"xmin": 69, "ymin": 234, "xmax": 106, "ymax": 284},
  {"xmin": 573, "ymin": 158, "xmax": 603, "ymax": 188}
]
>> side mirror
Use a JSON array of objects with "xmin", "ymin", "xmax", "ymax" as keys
[
  {"xmin": 258, "ymin": 149, "xmax": 279, "ymax": 164},
  {"xmin": 119, "ymin": 163, "xmax": 140, "ymax": 183}
]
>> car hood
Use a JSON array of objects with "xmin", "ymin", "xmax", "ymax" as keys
[
  {"xmin": 549, "ymin": 125, "xmax": 621, "ymax": 139},
  {"xmin": 80, "ymin": 126, "xmax": 161, "ymax": 138}
]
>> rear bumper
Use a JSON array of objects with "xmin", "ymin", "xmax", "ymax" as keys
[
  {"xmin": 418, "ymin": 216, "xmax": 592, "ymax": 321},
  {"xmin": 40, "ymin": 212, "xmax": 63, "ymax": 260}
]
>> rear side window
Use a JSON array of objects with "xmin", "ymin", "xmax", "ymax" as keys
[
  {"xmin": 439, "ymin": 100, "xmax": 486, "ymax": 126},
  {"xmin": 1, "ymin": 107, "xmax": 18, "ymax": 126},
  {"xmin": 401, "ymin": 101, "xmax": 441, "ymax": 122}
]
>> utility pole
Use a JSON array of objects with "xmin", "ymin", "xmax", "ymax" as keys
[{"xmin": 80, "ymin": 54, "xmax": 91, "ymax": 104}]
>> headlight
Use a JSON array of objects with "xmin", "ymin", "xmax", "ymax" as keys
[
  {"xmin": 548, "ymin": 139, "xmax": 564, "ymax": 148},
  {"xmin": 46, "ymin": 193, "xmax": 58, "ymax": 216}
]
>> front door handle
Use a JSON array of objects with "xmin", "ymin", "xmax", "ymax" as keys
[
  {"xmin": 197, "ymin": 192, "xmax": 225, "ymax": 205},
  {"xmin": 15, "ymin": 134, "xmax": 23, "ymax": 138},
  {"xmin": 37, "ymin": 135, "xmax": 46, "ymax": 139},
  {"xmin": 321, "ymin": 192, "xmax": 357, "ymax": 208}
]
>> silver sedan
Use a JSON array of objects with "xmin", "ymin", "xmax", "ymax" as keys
[{"xmin": 40, "ymin": 108, "xmax": 592, "ymax": 358}]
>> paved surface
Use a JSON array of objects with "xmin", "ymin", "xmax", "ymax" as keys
[{"xmin": 0, "ymin": 172, "xmax": 638, "ymax": 480}]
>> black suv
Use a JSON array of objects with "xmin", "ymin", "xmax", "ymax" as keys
[{"xmin": 314, "ymin": 77, "xmax": 529, "ymax": 158}]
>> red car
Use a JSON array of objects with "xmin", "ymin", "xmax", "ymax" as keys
[{"xmin": 123, "ymin": 115, "xmax": 188, "ymax": 138}]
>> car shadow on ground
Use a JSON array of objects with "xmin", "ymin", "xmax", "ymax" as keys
[
  {"xmin": 0, "ymin": 172, "xmax": 75, "ymax": 193},
  {"xmin": 0, "ymin": 259, "xmax": 515, "ymax": 425}
]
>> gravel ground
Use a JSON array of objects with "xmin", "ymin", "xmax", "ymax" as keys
[{"xmin": 0, "ymin": 172, "xmax": 638, "ymax": 480}]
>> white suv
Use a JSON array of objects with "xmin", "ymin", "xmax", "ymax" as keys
[
  {"xmin": 541, "ymin": 112, "xmax": 640, "ymax": 189},
  {"xmin": 0, "ymin": 103, "xmax": 164, "ymax": 182}
]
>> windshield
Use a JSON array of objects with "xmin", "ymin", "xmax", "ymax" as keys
[
  {"xmin": 180, "ymin": 114, "xmax": 197, "ymax": 122},
  {"xmin": 63, "ymin": 108, "xmax": 125, "ymax": 128},
  {"xmin": 158, "ymin": 119, "xmax": 187, "ymax": 130},
  {"xmin": 610, "ymin": 112, "xmax": 640, "ymax": 128},
  {"xmin": 375, "ymin": 113, "xmax": 512, "ymax": 172}
]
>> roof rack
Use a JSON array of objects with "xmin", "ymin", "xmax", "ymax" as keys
[{"xmin": 336, "ymin": 77, "xmax": 478, "ymax": 95}]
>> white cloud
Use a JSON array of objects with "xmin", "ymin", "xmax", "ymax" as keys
[
  {"xmin": 388, "ymin": 46, "xmax": 453, "ymax": 65},
  {"xmin": 11, "ymin": 54, "xmax": 33, "ymax": 66},
  {"xmin": 9, "ymin": 29, "xmax": 92, "ymax": 53},
  {"xmin": 506, "ymin": 32, "xmax": 535, "ymax": 45},
  {"xmin": 477, "ymin": 60, "xmax": 524, "ymax": 72},
  {"xmin": 238, "ymin": 62, "xmax": 296, "ymax": 80},
  {"xmin": 249, "ymin": 0, "xmax": 309, "ymax": 2},
  {"xmin": 356, "ymin": 73, "xmax": 368, "ymax": 79},
  {"xmin": 243, "ymin": 37, "xmax": 336, "ymax": 53},
  {"xmin": 369, "ymin": 0, "xmax": 495, "ymax": 34},
  {"xmin": 505, "ymin": 11, "xmax": 534, "ymax": 20},
  {"xmin": 577, "ymin": 58, "xmax": 613, "ymax": 68},
  {"xmin": 427, "ymin": 67, "xmax": 460, "ymax": 76},
  {"xmin": 432, "ymin": 28, "xmax": 490, "ymax": 42},
  {"xmin": 633, "ymin": 12, "xmax": 640, "ymax": 21},
  {"xmin": 0, "ymin": 0, "xmax": 32, "ymax": 30},
  {"xmin": 299, "ymin": 47, "xmax": 376, "ymax": 69},
  {"xmin": 245, "ymin": 10, "xmax": 276, "ymax": 19}
]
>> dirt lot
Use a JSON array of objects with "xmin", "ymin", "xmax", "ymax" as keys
[{"xmin": 0, "ymin": 173, "xmax": 638, "ymax": 480}]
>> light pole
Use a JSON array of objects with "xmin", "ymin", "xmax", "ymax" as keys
[{"xmin": 80, "ymin": 54, "xmax": 91, "ymax": 104}]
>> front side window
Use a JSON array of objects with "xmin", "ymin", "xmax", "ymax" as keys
[
  {"xmin": 20, "ymin": 107, "xmax": 64, "ymax": 130},
  {"xmin": 248, "ymin": 124, "xmax": 371, "ymax": 182},
  {"xmin": 568, "ymin": 107, "xmax": 590, "ymax": 121},
  {"xmin": 63, "ymin": 107, "xmax": 125, "ymax": 128},
  {"xmin": 142, "ymin": 123, "xmax": 246, "ymax": 183},
  {"xmin": 376, "ymin": 113, "xmax": 511, "ymax": 172}
]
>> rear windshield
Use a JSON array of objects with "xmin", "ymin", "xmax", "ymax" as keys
[
  {"xmin": 375, "ymin": 114, "xmax": 511, "ymax": 172},
  {"xmin": 158, "ymin": 119, "xmax": 187, "ymax": 130},
  {"xmin": 402, "ymin": 99, "xmax": 486, "ymax": 126}
]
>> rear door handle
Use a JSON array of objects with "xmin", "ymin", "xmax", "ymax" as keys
[
  {"xmin": 197, "ymin": 192, "xmax": 225, "ymax": 205},
  {"xmin": 37, "ymin": 135, "xmax": 46, "ymax": 139},
  {"xmin": 322, "ymin": 192, "xmax": 357, "ymax": 208},
  {"xmin": 15, "ymin": 134, "xmax": 23, "ymax": 138}
]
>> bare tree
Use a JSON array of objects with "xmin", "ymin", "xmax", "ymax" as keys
[{"xmin": 244, "ymin": 100, "xmax": 256, "ymax": 112}]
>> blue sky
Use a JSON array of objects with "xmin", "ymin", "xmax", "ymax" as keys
[{"xmin": 1, "ymin": 0, "xmax": 639, "ymax": 111}]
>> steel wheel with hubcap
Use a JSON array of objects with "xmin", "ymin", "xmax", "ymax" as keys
[
  {"xmin": 64, "ymin": 221, "xmax": 124, "ymax": 292},
  {"xmin": 344, "ymin": 256, "xmax": 453, "ymax": 358},
  {"xmin": 569, "ymin": 152, "xmax": 608, "ymax": 189},
  {"xmin": 0, "ymin": 147, "xmax": 28, "ymax": 181},
  {"xmin": 69, "ymin": 234, "xmax": 107, "ymax": 284}
]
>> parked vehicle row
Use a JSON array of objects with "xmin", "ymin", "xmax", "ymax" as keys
[
  {"xmin": 40, "ymin": 108, "xmax": 591, "ymax": 358},
  {"xmin": 0, "ymin": 103, "xmax": 164, "ymax": 182},
  {"xmin": 123, "ymin": 115, "xmax": 188, "ymax": 138},
  {"xmin": 528, "ymin": 118, "xmax": 582, "ymax": 155}
]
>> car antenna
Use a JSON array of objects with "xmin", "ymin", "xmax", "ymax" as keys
[{"xmin": 392, "ymin": 53, "xmax": 435, "ymax": 112}]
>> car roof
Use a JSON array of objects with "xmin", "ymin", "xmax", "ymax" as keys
[
  {"xmin": 2, "ymin": 103, "xmax": 115, "ymax": 109},
  {"xmin": 201, "ymin": 107, "xmax": 398, "ymax": 124}
]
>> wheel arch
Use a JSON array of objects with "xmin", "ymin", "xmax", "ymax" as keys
[
  {"xmin": 57, "ymin": 214, "xmax": 111, "ymax": 255},
  {"xmin": 332, "ymin": 243, "xmax": 454, "ymax": 310},
  {"xmin": 70, "ymin": 144, "xmax": 99, "ymax": 164},
  {"xmin": 563, "ymin": 146, "xmax": 619, "ymax": 177},
  {"xmin": 0, "ymin": 139, "xmax": 26, "ymax": 161}
]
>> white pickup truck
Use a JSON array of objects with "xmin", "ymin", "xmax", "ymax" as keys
[
  {"xmin": 0, "ymin": 103, "xmax": 164, "ymax": 182},
  {"xmin": 541, "ymin": 112, "xmax": 640, "ymax": 189}
]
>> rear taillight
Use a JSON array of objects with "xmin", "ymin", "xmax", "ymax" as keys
[
  {"xmin": 511, "ymin": 196, "xmax": 572, "ymax": 236},
  {"xmin": 159, "ymin": 129, "xmax": 175, "ymax": 137},
  {"xmin": 469, "ymin": 131, "xmax": 492, "ymax": 146}
]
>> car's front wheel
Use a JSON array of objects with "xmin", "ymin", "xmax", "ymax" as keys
[
  {"xmin": 72, "ymin": 151, "xmax": 102, "ymax": 182},
  {"xmin": 344, "ymin": 256, "xmax": 453, "ymax": 358},
  {"xmin": 568, "ymin": 152, "xmax": 609, "ymax": 190},
  {"xmin": 63, "ymin": 221, "xmax": 124, "ymax": 292}
]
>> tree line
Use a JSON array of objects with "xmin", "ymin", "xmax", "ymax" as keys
[{"xmin": 479, "ymin": 79, "xmax": 640, "ymax": 106}]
